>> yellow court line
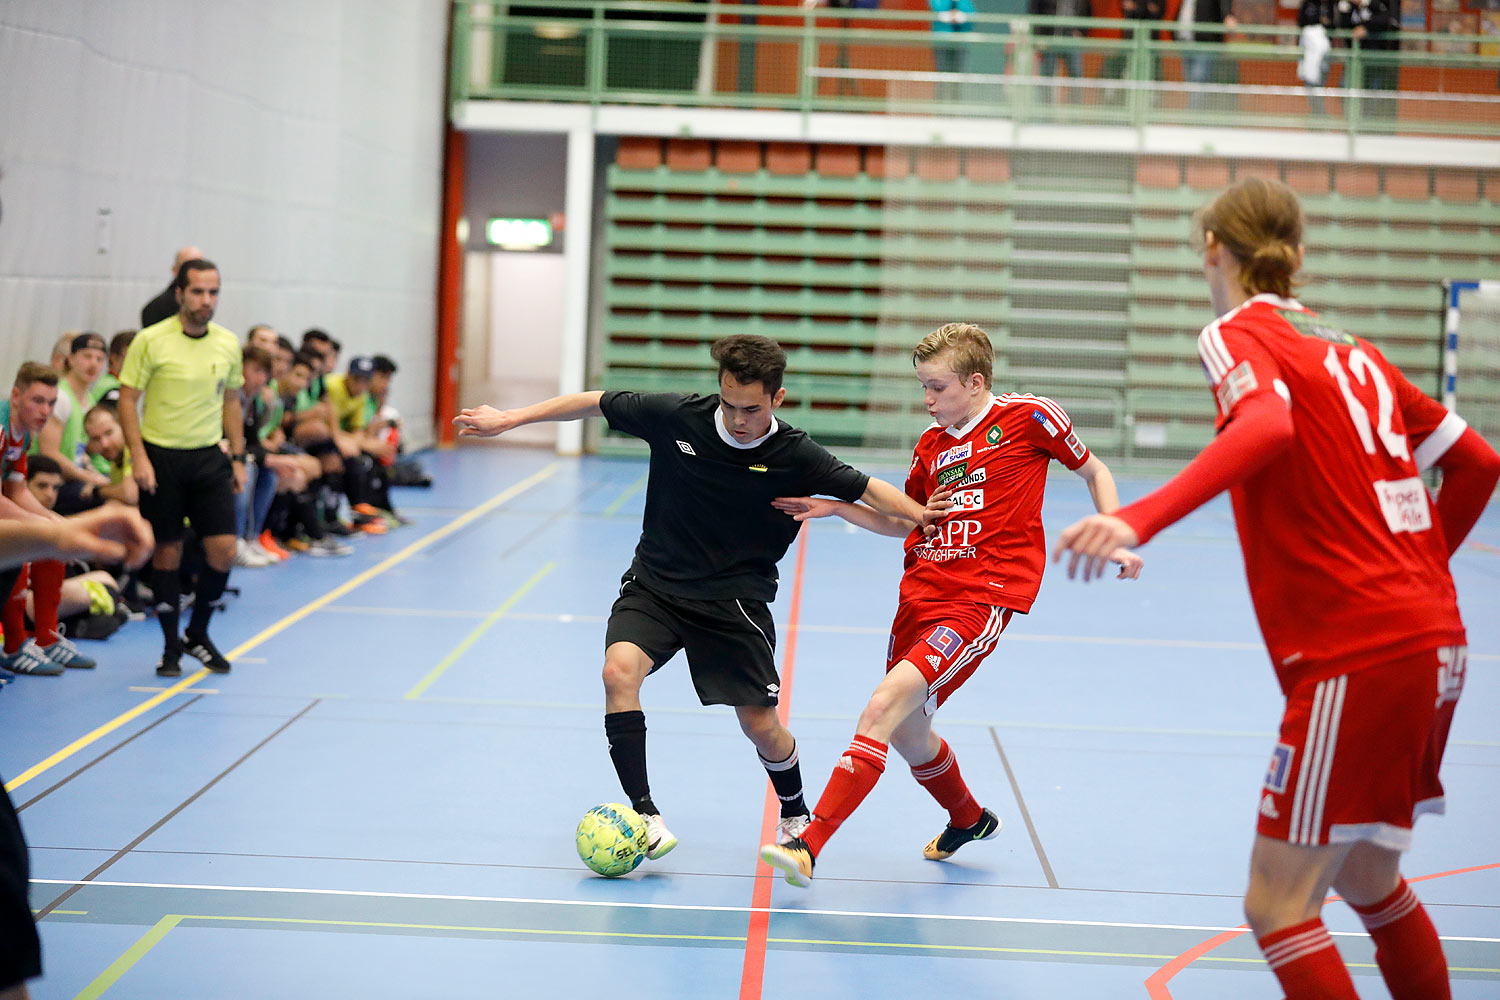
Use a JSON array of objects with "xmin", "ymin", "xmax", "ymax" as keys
[
  {"xmin": 5, "ymin": 463, "xmax": 560, "ymax": 795},
  {"xmin": 67, "ymin": 909, "xmax": 1500, "ymax": 996},
  {"xmin": 603, "ymin": 471, "xmax": 649, "ymax": 516},
  {"xmin": 74, "ymin": 914, "xmax": 182, "ymax": 1000},
  {"xmin": 402, "ymin": 562, "xmax": 557, "ymax": 700}
]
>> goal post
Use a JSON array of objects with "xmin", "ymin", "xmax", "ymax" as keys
[{"xmin": 1444, "ymin": 280, "xmax": 1500, "ymax": 448}]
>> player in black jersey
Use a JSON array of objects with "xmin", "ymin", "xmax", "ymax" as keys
[{"xmin": 455, "ymin": 335, "xmax": 927, "ymax": 860}]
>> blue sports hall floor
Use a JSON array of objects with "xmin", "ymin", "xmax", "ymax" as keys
[{"xmin": 2, "ymin": 445, "xmax": 1496, "ymax": 999}]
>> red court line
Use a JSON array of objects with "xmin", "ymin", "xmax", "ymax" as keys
[
  {"xmin": 738, "ymin": 525, "xmax": 810, "ymax": 1000},
  {"xmin": 1145, "ymin": 859, "xmax": 1500, "ymax": 998}
]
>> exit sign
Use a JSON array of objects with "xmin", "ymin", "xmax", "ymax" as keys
[{"xmin": 486, "ymin": 217, "xmax": 553, "ymax": 249}]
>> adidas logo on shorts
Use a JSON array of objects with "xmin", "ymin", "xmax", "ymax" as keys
[
  {"xmin": 926, "ymin": 654, "xmax": 941, "ymax": 669},
  {"xmin": 1259, "ymin": 793, "xmax": 1280, "ymax": 820}
]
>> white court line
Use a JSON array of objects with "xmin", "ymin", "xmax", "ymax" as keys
[
  {"xmin": 30, "ymin": 879, "xmax": 1498, "ymax": 941},
  {"xmin": 317, "ymin": 608, "xmax": 1500, "ymax": 662}
]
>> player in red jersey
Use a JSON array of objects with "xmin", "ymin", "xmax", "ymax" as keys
[
  {"xmin": 760, "ymin": 323, "xmax": 1142, "ymax": 887},
  {"xmin": 1054, "ymin": 177, "xmax": 1500, "ymax": 1000},
  {"xmin": 0, "ymin": 362, "xmax": 97, "ymax": 677}
]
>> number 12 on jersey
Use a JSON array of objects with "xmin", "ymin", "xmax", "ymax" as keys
[
  {"xmin": 1323, "ymin": 345, "xmax": 1410, "ymax": 462},
  {"xmin": 1323, "ymin": 345, "xmax": 1431, "ymax": 535}
]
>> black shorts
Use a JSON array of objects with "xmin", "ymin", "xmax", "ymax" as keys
[
  {"xmin": 139, "ymin": 442, "xmax": 236, "ymax": 544},
  {"xmin": 605, "ymin": 572, "xmax": 780, "ymax": 708},
  {"xmin": 0, "ymin": 781, "xmax": 41, "ymax": 990},
  {"xmin": 54, "ymin": 480, "xmax": 105, "ymax": 517}
]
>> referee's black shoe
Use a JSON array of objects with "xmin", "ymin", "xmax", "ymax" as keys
[
  {"xmin": 155, "ymin": 651, "xmax": 182, "ymax": 678},
  {"xmin": 182, "ymin": 633, "xmax": 232, "ymax": 673}
]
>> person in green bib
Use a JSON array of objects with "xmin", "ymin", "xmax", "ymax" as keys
[
  {"xmin": 35, "ymin": 333, "xmax": 111, "ymax": 515},
  {"xmin": 118, "ymin": 258, "xmax": 246, "ymax": 678},
  {"xmin": 89, "ymin": 330, "xmax": 136, "ymax": 407}
]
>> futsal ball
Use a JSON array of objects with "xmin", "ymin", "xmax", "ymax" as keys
[{"xmin": 575, "ymin": 803, "xmax": 649, "ymax": 877}]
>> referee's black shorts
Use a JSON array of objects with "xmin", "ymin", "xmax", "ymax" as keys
[
  {"xmin": 0, "ymin": 781, "xmax": 41, "ymax": 991},
  {"xmin": 139, "ymin": 442, "xmax": 236, "ymax": 544},
  {"xmin": 605, "ymin": 572, "xmax": 780, "ymax": 708}
]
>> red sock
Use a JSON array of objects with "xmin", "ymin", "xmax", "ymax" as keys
[
  {"xmin": 29, "ymin": 560, "xmax": 64, "ymax": 646},
  {"xmin": 910, "ymin": 738, "xmax": 982, "ymax": 830},
  {"xmin": 1350, "ymin": 880, "xmax": 1450, "ymax": 1000},
  {"xmin": 802, "ymin": 735, "xmax": 887, "ymax": 856},
  {"xmin": 1257, "ymin": 917, "xmax": 1358, "ymax": 998},
  {"xmin": 2, "ymin": 565, "xmax": 29, "ymax": 654}
]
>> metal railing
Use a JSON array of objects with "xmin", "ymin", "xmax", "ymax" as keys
[{"xmin": 452, "ymin": 1, "xmax": 1500, "ymax": 139}]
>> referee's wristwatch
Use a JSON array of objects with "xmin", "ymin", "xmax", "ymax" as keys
[{"xmin": 230, "ymin": 452, "xmax": 246, "ymax": 464}]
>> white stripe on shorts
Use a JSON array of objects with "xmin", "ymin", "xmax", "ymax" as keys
[
  {"xmin": 1287, "ymin": 675, "xmax": 1347, "ymax": 846},
  {"xmin": 930, "ymin": 607, "xmax": 1005, "ymax": 696}
]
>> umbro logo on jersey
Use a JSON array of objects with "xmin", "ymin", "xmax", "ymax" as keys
[
  {"xmin": 1259, "ymin": 793, "xmax": 1280, "ymax": 820},
  {"xmin": 766, "ymin": 682, "xmax": 780, "ymax": 695},
  {"xmin": 676, "ymin": 440, "xmax": 696, "ymax": 456},
  {"xmin": 925, "ymin": 654, "xmax": 941, "ymax": 670}
]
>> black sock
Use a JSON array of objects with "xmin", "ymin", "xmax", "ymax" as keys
[
  {"xmin": 759, "ymin": 739, "xmax": 808, "ymax": 817},
  {"xmin": 188, "ymin": 567, "xmax": 229, "ymax": 638},
  {"xmin": 153, "ymin": 569, "xmax": 182, "ymax": 653},
  {"xmin": 293, "ymin": 491, "xmax": 326, "ymax": 540},
  {"xmin": 604, "ymin": 710, "xmax": 657, "ymax": 816},
  {"xmin": 342, "ymin": 457, "xmax": 366, "ymax": 507},
  {"xmin": 266, "ymin": 493, "xmax": 291, "ymax": 538}
]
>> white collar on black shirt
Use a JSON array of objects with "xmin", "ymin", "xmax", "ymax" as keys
[
  {"xmin": 716, "ymin": 406, "xmax": 779, "ymax": 449},
  {"xmin": 943, "ymin": 394, "xmax": 998, "ymax": 439}
]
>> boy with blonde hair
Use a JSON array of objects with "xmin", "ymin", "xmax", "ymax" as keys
[{"xmin": 762, "ymin": 323, "xmax": 1141, "ymax": 886}]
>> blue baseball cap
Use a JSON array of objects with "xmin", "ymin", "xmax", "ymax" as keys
[{"xmin": 348, "ymin": 356, "xmax": 375, "ymax": 378}]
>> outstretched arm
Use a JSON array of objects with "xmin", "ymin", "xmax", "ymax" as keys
[
  {"xmin": 454, "ymin": 391, "xmax": 606, "ymax": 438},
  {"xmin": 770, "ymin": 495, "xmax": 916, "ymax": 537},
  {"xmin": 860, "ymin": 476, "xmax": 933, "ymax": 528},
  {"xmin": 1053, "ymin": 390, "xmax": 1294, "ymax": 581},
  {"xmin": 1070, "ymin": 453, "xmax": 1143, "ymax": 579},
  {"xmin": 0, "ymin": 504, "xmax": 154, "ymax": 570}
]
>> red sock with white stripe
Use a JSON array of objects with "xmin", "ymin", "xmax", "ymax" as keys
[
  {"xmin": 910, "ymin": 738, "xmax": 982, "ymax": 830},
  {"xmin": 801, "ymin": 735, "xmax": 887, "ymax": 857},
  {"xmin": 1350, "ymin": 880, "xmax": 1450, "ymax": 1000},
  {"xmin": 1257, "ymin": 917, "xmax": 1358, "ymax": 998}
]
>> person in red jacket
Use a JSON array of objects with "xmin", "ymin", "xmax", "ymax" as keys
[{"xmin": 1054, "ymin": 176, "xmax": 1500, "ymax": 1000}]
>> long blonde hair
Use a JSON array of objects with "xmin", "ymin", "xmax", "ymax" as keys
[{"xmin": 1193, "ymin": 177, "xmax": 1304, "ymax": 299}]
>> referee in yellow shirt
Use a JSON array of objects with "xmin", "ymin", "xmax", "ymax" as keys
[{"xmin": 118, "ymin": 258, "xmax": 246, "ymax": 677}]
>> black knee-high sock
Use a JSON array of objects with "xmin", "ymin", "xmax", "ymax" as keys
[
  {"xmin": 317, "ymin": 475, "xmax": 342, "ymax": 521},
  {"xmin": 293, "ymin": 490, "xmax": 326, "ymax": 540},
  {"xmin": 153, "ymin": 569, "xmax": 182, "ymax": 652},
  {"xmin": 343, "ymin": 455, "xmax": 369, "ymax": 507},
  {"xmin": 266, "ymin": 492, "xmax": 291, "ymax": 538},
  {"xmin": 760, "ymin": 739, "xmax": 808, "ymax": 817},
  {"xmin": 604, "ymin": 710, "xmax": 658, "ymax": 816},
  {"xmin": 188, "ymin": 567, "xmax": 229, "ymax": 638}
]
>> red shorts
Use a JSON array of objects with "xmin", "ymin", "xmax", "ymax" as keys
[
  {"xmin": 1257, "ymin": 645, "xmax": 1466, "ymax": 851},
  {"xmin": 887, "ymin": 601, "xmax": 1012, "ymax": 717}
]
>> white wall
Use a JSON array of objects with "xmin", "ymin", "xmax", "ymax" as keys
[{"xmin": 0, "ymin": 0, "xmax": 449, "ymax": 446}]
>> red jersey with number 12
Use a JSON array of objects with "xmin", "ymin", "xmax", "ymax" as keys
[
  {"xmin": 1197, "ymin": 294, "xmax": 1466, "ymax": 688},
  {"xmin": 900, "ymin": 394, "xmax": 1091, "ymax": 613}
]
